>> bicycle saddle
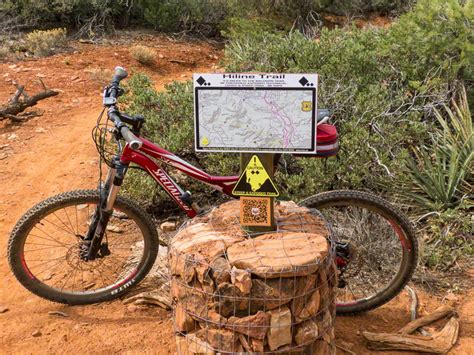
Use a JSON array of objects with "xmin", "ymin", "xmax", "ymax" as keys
[{"xmin": 317, "ymin": 108, "xmax": 331, "ymax": 122}]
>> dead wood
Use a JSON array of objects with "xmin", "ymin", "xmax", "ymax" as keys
[
  {"xmin": 398, "ymin": 305, "xmax": 455, "ymax": 335},
  {"xmin": 122, "ymin": 290, "xmax": 172, "ymax": 309},
  {"xmin": 0, "ymin": 81, "xmax": 58, "ymax": 121},
  {"xmin": 406, "ymin": 285, "xmax": 431, "ymax": 336},
  {"xmin": 363, "ymin": 317, "xmax": 459, "ymax": 354}
]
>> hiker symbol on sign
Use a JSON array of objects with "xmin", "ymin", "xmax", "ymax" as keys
[{"xmin": 232, "ymin": 155, "xmax": 279, "ymax": 197}]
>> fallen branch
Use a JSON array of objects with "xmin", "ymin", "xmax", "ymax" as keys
[
  {"xmin": 123, "ymin": 290, "xmax": 172, "ymax": 310},
  {"xmin": 0, "ymin": 81, "xmax": 58, "ymax": 121},
  {"xmin": 363, "ymin": 317, "xmax": 459, "ymax": 354},
  {"xmin": 398, "ymin": 305, "xmax": 455, "ymax": 335},
  {"xmin": 406, "ymin": 285, "xmax": 431, "ymax": 336}
]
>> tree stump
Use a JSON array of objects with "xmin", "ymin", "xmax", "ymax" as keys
[{"xmin": 171, "ymin": 200, "xmax": 336, "ymax": 354}]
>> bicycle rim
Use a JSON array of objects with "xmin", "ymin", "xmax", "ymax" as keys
[
  {"xmin": 17, "ymin": 197, "xmax": 149, "ymax": 296},
  {"xmin": 300, "ymin": 190, "xmax": 417, "ymax": 314}
]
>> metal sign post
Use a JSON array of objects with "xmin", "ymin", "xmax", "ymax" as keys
[{"xmin": 193, "ymin": 72, "xmax": 318, "ymax": 234}]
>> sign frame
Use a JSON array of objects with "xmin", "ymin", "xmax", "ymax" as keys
[{"xmin": 193, "ymin": 73, "xmax": 318, "ymax": 154}]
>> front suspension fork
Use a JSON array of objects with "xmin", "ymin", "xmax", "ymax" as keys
[{"xmin": 83, "ymin": 157, "xmax": 127, "ymax": 260}]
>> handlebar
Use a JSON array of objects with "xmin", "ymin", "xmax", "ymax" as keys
[{"xmin": 105, "ymin": 67, "xmax": 142, "ymax": 150}]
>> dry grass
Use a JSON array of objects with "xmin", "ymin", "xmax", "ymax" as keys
[
  {"xmin": 84, "ymin": 68, "xmax": 114, "ymax": 86},
  {"xmin": 25, "ymin": 28, "xmax": 67, "ymax": 57},
  {"xmin": 129, "ymin": 45, "xmax": 155, "ymax": 65},
  {"xmin": 0, "ymin": 46, "xmax": 9, "ymax": 60}
]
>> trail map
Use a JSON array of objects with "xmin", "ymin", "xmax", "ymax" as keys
[{"xmin": 194, "ymin": 73, "xmax": 318, "ymax": 153}]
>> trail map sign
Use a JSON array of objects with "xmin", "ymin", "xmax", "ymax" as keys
[{"xmin": 194, "ymin": 73, "xmax": 318, "ymax": 153}]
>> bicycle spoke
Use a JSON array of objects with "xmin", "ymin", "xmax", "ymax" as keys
[
  {"xmin": 42, "ymin": 216, "xmax": 77, "ymax": 238},
  {"xmin": 31, "ymin": 227, "xmax": 71, "ymax": 247},
  {"xmin": 52, "ymin": 212, "xmax": 76, "ymax": 236}
]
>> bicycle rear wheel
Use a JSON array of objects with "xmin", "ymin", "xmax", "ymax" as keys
[
  {"xmin": 8, "ymin": 189, "xmax": 159, "ymax": 305},
  {"xmin": 299, "ymin": 190, "xmax": 418, "ymax": 315}
]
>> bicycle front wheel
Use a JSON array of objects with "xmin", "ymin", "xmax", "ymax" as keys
[
  {"xmin": 299, "ymin": 190, "xmax": 418, "ymax": 315},
  {"xmin": 8, "ymin": 189, "xmax": 159, "ymax": 305}
]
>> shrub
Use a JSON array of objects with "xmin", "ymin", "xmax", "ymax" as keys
[
  {"xmin": 121, "ymin": 73, "xmax": 238, "ymax": 206},
  {"xmin": 399, "ymin": 87, "xmax": 473, "ymax": 213},
  {"xmin": 25, "ymin": 28, "xmax": 67, "ymax": 56},
  {"xmin": 0, "ymin": 46, "xmax": 9, "ymax": 60},
  {"xmin": 140, "ymin": 0, "xmax": 231, "ymax": 36},
  {"xmin": 129, "ymin": 45, "xmax": 155, "ymax": 65}
]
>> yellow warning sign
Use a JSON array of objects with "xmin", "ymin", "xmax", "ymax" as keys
[
  {"xmin": 200, "ymin": 136, "xmax": 209, "ymax": 146},
  {"xmin": 232, "ymin": 155, "xmax": 279, "ymax": 197},
  {"xmin": 301, "ymin": 101, "xmax": 312, "ymax": 112}
]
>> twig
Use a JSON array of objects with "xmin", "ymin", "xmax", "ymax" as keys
[
  {"xmin": 367, "ymin": 142, "xmax": 393, "ymax": 177},
  {"xmin": 336, "ymin": 344, "xmax": 356, "ymax": 354}
]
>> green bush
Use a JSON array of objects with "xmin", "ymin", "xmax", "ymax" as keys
[
  {"xmin": 140, "ymin": 0, "xmax": 232, "ymax": 36},
  {"xmin": 121, "ymin": 74, "xmax": 239, "ymax": 206},
  {"xmin": 0, "ymin": 0, "xmax": 135, "ymax": 38}
]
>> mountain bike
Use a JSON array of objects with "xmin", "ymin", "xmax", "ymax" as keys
[{"xmin": 8, "ymin": 67, "xmax": 418, "ymax": 315}]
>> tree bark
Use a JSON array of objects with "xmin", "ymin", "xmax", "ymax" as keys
[{"xmin": 0, "ymin": 83, "xmax": 58, "ymax": 121}]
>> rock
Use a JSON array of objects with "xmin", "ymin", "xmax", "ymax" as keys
[
  {"xmin": 238, "ymin": 334, "xmax": 252, "ymax": 352},
  {"xmin": 267, "ymin": 306, "xmax": 292, "ymax": 351},
  {"xmin": 202, "ymin": 310, "xmax": 227, "ymax": 329},
  {"xmin": 292, "ymin": 273, "xmax": 317, "ymax": 319},
  {"xmin": 35, "ymin": 127, "xmax": 47, "ymax": 133},
  {"xmin": 176, "ymin": 334, "xmax": 215, "ymax": 354},
  {"xmin": 0, "ymin": 306, "xmax": 9, "ymax": 314},
  {"xmin": 213, "ymin": 278, "xmax": 297, "ymax": 316},
  {"xmin": 210, "ymin": 257, "xmax": 231, "ymax": 284},
  {"xmin": 7, "ymin": 133, "xmax": 18, "ymax": 141},
  {"xmin": 175, "ymin": 302, "xmax": 196, "ymax": 333},
  {"xmin": 225, "ymin": 311, "xmax": 270, "ymax": 339},
  {"xmin": 106, "ymin": 224, "xmax": 122, "ymax": 233},
  {"xmin": 158, "ymin": 53, "xmax": 164, "ymax": 59},
  {"xmin": 230, "ymin": 266, "xmax": 252, "ymax": 294},
  {"xmin": 160, "ymin": 221, "xmax": 176, "ymax": 232},
  {"xmin": 295, "ymin": 318, "xmax": 319, "ymax": 345},
  {"xmin": 31, "ymin": 330, "xmax": 42, "ymax": 337},
  {"xmin": 250, "ymin": 338, "xmax": 265, "ymax": 352},
  {"xmin": 169, "ymin": 252, "xmax": 196, "ymax": 283},
  {"xmin": 227, "ymin": 232, "xmax": 329, "ymax": 278},
  {"xmin": 308, "ymin": 339, "xmax": 332, "ymax": 354},
  {"xmin": 48, "ymin": 311, "xmax": 69, "ymax": 317},
  {"xmin": 212, "ymin": 283, "xmax": 247, "ymax": 317},
  {"xmin": 296, "ymin": 290, "xmax": 320, "ymax": 321},
  {"xmin": 196, "ymin": 328, "xmax": 238, "ymax": 353},
  {"xmin": 318, "ymin": 268, "xmax": 330, "ymax": 310},
  {"xmin": 70, "ymin": 75, "xmax": 80, "ymax": 81}
]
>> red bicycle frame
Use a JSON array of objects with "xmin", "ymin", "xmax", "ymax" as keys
[{"xmin": 120, "ymin": 137, "xmax": 239, "ymax": 218}]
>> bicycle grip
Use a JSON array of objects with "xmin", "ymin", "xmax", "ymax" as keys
[
  {"xmin": 111, "ymin": 66, "xmax": 128, "ymax": 86},
  {"xmin": 120, "ymin": 126, "xmax": 142, "ymax": 150}
]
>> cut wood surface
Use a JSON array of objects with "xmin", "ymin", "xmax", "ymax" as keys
[
  {"xmin": 226, "ymin": 232, "xmax": 329, "ymax": 278},
  {"xmin": 170, "ymin": 223, "xmax": 245, "ymax": 262}
]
